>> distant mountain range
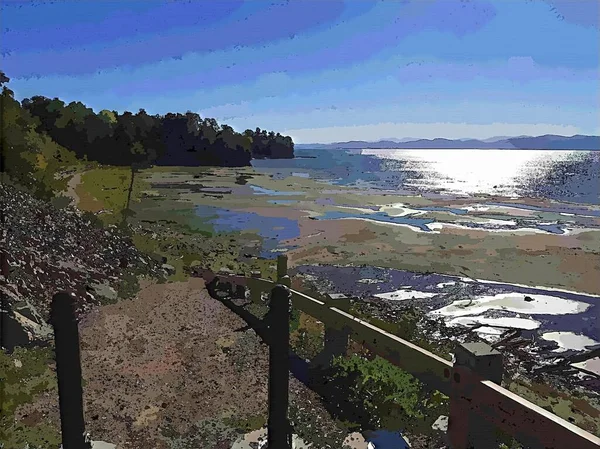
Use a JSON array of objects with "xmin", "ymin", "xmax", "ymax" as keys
[{"xmin": 296, "ymin": 135, "xmax": 600, "ymax": 150}]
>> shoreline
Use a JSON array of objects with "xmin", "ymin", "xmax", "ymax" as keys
[{"xmin": 135, "ymin": 166, "xmax": 600, "ymax": 297}]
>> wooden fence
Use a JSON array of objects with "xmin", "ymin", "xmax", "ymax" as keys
[
  {"xmin": 48, "ymin": 254, "xmax": 600, "ymax": 449},
  {"xmin": 197, "ymin": 255, "xmax": 600, "ymax": 449}
]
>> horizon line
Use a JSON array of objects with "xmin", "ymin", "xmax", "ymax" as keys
[{"xmin": 294, "ymin": 133, "xmax": 600, "ymax": 145}]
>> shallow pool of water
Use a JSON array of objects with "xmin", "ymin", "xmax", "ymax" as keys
[
  {"xmin": 249, "ymin": 185, "xmax": 302, "ymax": 196},
  {"xmin": 314, "ymin": 210, "xmax": 435, "ymax": 232},
  {"xmin": 194, "ymin": 205, "xmax": 300, "ymax": 258}
]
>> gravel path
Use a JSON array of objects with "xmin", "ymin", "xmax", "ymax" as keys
[{"xmin": 76, "ymin": 278, "xmax": 350, "ymax": 448}]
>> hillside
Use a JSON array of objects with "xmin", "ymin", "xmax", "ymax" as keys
[
  {"xmin": 0, "ymin": 182, "xmax": 166, "ymax": 348},
  {"xmin": 296, "ymin": 135, "xmax": 600, "ymax": 150}
]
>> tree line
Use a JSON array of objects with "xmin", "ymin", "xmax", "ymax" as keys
[
  {"xmin": 21, "ymin": 97, "xmax": 294, "ymax": 168},
  {"xmin": 1, "ymin": 70, "xmax": 294, "ymax": 197}
]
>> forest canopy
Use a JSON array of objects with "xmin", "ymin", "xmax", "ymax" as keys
[
  {"xmin": 20, "ymin": 96, "xmax": 294, "ymax": 168},
  {"xmin": 1, "ymin": 70, "xmax": 293, "ymax": 181}
]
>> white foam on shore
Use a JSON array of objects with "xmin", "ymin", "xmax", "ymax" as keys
[
  {"xmin": 334, "ymin": 205, "xmax": 379, "ymax": 214},
  {"xmin": 357, "ymin": 278, "xmax": 385, "ymax": 284},
  {"xmin": 336, "ymin": 217, "xmax": 426, "ymax": 233},
  {"xmin": 463, "ymin": 205, "xmax": 491, "ymax": 212},
  {"xmin": 426, "ymin": 222, "xmax": 548, "ymax": 234},
  {"xmin": 379, "ymin": 203, "xmax": 427, "ymax": 217},
  {"xmin": 430, "ymin": 292, "xmax": 590, "ymax": 317},
  {"xmin": 447, "ymin": 316, "xmax": 541, "ymax": 330},
  {"xmin": 436, "ymin": 281, "xmax": 457, "ymax": 288},
  {"xmin": 474, "ymin": 326, "xmax": 506, "ymax": 335},
  {"xmin": 480, "ymin": 218, "xmax": 518, "ymax": 226},
  {"xmin": 325, "ymin": 215, "xmax": 598, "ymax": 237},
  {"xmin": 541, "ymin": 332, "xmax": 600, "ymax": 352},
  {"xmin": 374, "ymin": 289, "xmax": 437, "ymax": 301},
  {"xmin": 562, "ymin": 227, "xmax": 599, "ymax": 236},
  {"xmin": 571, "ymin": 357, "xmax": 600, "ymax": 376}
]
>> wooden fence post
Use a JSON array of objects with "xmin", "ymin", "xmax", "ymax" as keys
[
  {"xmin": 277, "ymin": 254, "xmax": 291, "ymax": 287},
  {"xmin": 267, "ymin": 284, "xmax": 293, "ymax": 449},
  {"xmin": 311, "ymin": 322, "xmax": 350, "ymax": 370},
  {"xmin": 249, "ymin": 270, "xmax": 262, "ymax": 303},
  {"xmin": 448, "ymin": 342, "xmax": 504, "ymax": 449},
  {"xmin": 50, "ymin": 292, "xmax": 90, "ymax": 449}
]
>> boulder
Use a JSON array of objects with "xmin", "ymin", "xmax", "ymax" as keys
[
  {"xmin": 162, "ymin": 263, "xmax": 176, "ymax": 275},
  {"xmin": 343, "ymin": 432, "xmax": 369, "ymax": 449},
  {"xmin": 432, "ymin": 415, "xmax": 449, "ymax": 433}
]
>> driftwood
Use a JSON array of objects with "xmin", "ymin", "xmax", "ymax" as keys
[{"xmin": 492, "ymin": 329, "xmax": 522, "ymax": 349}]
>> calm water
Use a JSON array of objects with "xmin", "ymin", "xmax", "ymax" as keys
[{"xmin": 252, "ymin": 148, "xmax": 600, "ymax": 205}]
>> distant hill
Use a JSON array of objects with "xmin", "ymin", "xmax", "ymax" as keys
[{"xmin": 296, "ymin": 135, "xmax": 600, "ymax": 150}]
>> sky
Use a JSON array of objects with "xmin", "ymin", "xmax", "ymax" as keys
[{"xmin": 2, "ymin": 0, "xmax": 599, "ymax": 143}]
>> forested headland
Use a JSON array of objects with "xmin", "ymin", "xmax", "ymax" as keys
[{"xmin": 1, "ymin": 71, "xmax": 293, "ymax": 198}]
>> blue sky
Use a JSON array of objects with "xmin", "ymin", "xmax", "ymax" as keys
[{"xmin": 2, "ymin": 0, "xmax": 599, "ymax": 143}]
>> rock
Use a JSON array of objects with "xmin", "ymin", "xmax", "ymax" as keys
[
  {"xmin": 524, "ymin": 296, "xmax": 534, "ymax": 302},
  {"xmin": 1, "ymin": 183, "xmax": 162, "ymax": 318},
  {"xmin": 162, "ymin": 264, "xmax": 176, "ymax": 275},
  {"xmin": 13, "ymin": 310, "xmax": 52, "ymax": 339},
  {"xmin": 231, "ymin": 429, "xmax": 312, "ymax": 449},
  {"xmin": 343, "ymin": 432, "xmax": 369, "ymax": 449},
  {"xmin": 0, "ymin": 309, "xmax": 31, "ymax": 352},
  {"xmin": 328, "ymin": 293, "xmax": 349, "ymax": 300},
  {"xmin": 432, "ymin": 415, "xmax": 449, "ymax": 433},
  {"xmin": 91, "ymin": 441, "xmax": 117, "ymax": 449},
  {"xmin": 90, "ymin": 281, "xmax": 118, "ymax": 302}
]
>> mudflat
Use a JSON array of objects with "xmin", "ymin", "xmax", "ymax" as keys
[{"xmin": 134, "ymin": 167, "xmax": 600, "ymax": 296}]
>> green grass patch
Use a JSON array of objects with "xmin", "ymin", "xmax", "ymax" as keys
[
  {"xmin": 116, "ymin": 272, "xmax": 141, "ymax": 300},
  {"xmin": 323, "ymin": 354, "xmax": 449, "ymax": 434},
  {"xmin": 223, "ymin": 414, "xmax": 266, "ymax": 433},
  {"xmin": 348, "ymin": 303, "xmax": 453, "ymax": 361},
  {"xmin": 0, "ymin": 347, "xmax": 61, "ymax": 449},
  {"xmin": 79, "ymin": 166, "xmax": 149, "ymax": 225}
]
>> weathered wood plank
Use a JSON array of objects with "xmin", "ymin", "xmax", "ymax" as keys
[
  {"xmin": 470, "ymin": 376, "xmax": 600, "ymax": 449},
  {"xmin": 199, "ymin": 270, "xmax": 600, "ymax": 448}
]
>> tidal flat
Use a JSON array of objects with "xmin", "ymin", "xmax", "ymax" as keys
[{"xmin": 135, "ymin": 166, "xmax": 600, "ymax": 297}]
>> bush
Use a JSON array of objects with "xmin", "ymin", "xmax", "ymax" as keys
[{"xmin": 320, "ymin": 355, "xmax": 449, "ymax": 434}]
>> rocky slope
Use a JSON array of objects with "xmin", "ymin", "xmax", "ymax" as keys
[{"xmin": 1, "ymin": 182, "xmax": 164, "ymax": 349}]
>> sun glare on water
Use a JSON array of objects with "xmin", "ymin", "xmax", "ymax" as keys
[{"xmin": 361, "ymin": 149, "xmax": 577, "ymax": 197}]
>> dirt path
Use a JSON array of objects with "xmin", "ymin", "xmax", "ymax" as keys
[
  {"xmin": 64, "ymin": 172, "xmax": 82, "ymax": 206},
  {"xmin": 12, "ymin": 277, "xmax": 444, "ymax": 448},
  {"xmin": 75, "ymin": 278, "xmax": 349, "ymax": 448},
  {"xmin": 76, "ymin": 278, "xmax": 268, "ymax": 447}
]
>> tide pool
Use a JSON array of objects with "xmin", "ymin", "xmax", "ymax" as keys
[{"xmin": 194, "ymin": 205, "xmax": 300, "ymax": 258}]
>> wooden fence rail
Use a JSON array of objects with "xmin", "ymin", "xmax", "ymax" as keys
[
  {"xmin": 48, "ymin": 254, "xmax": 600, "ymax": 449},
  {"xmin": 198, "ymin": 255, "xmax": 600, "ymax": 449}
]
